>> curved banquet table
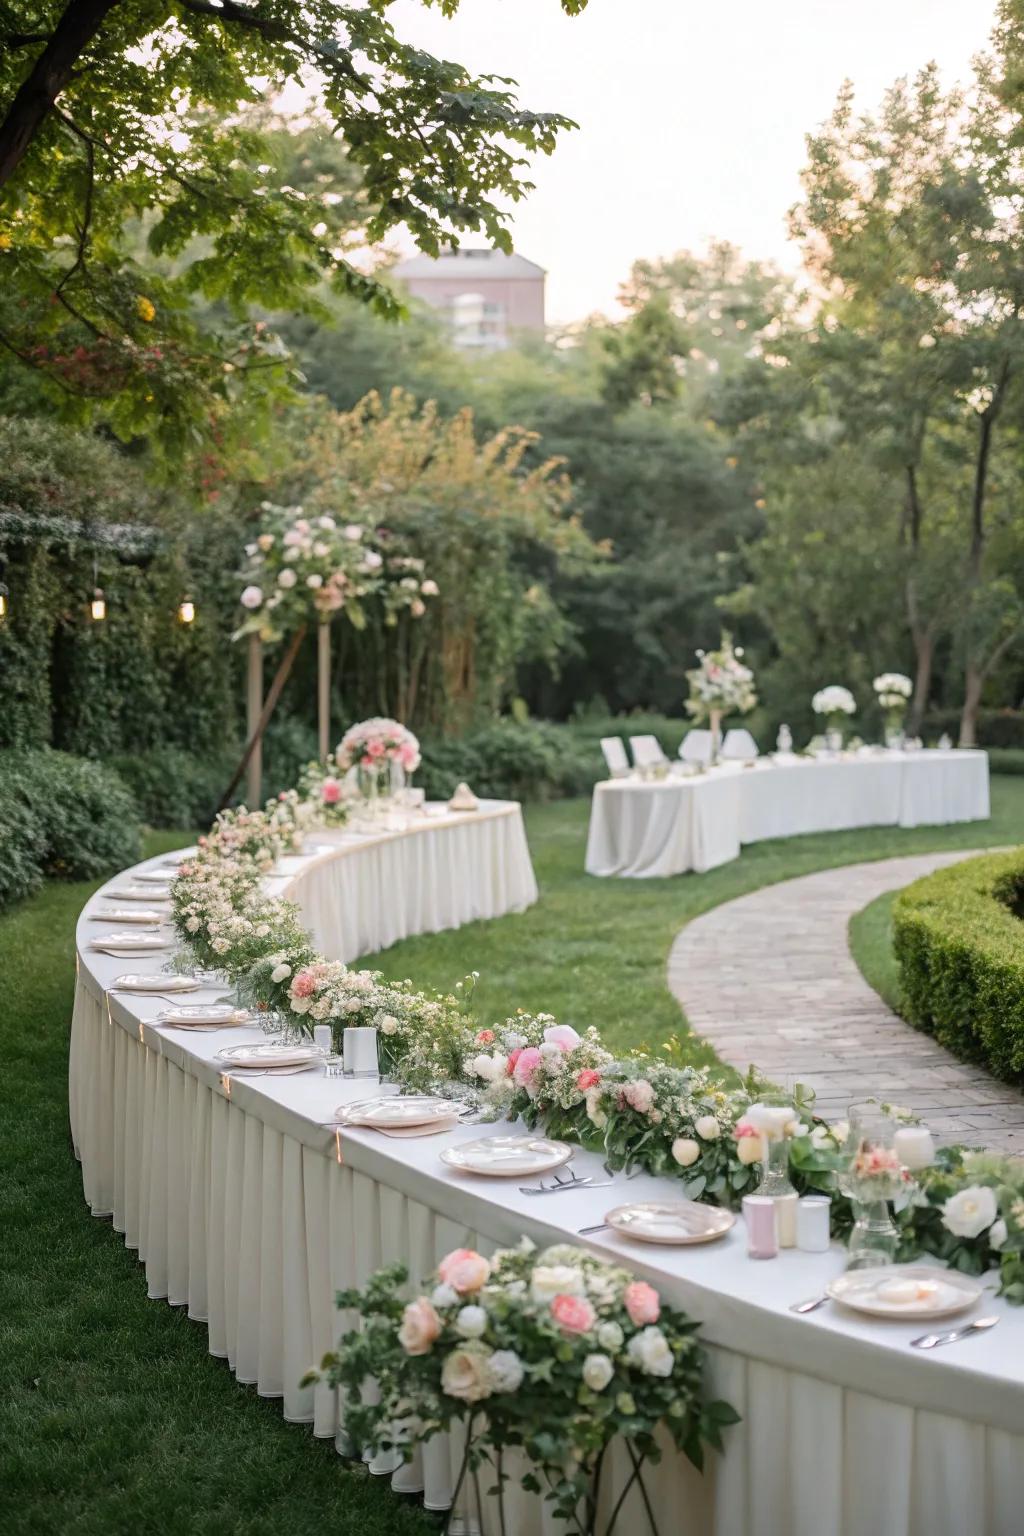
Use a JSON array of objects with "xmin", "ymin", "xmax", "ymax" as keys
[
  {"xmin": 585, "ymin": 749, "xmax": 991, "ymax": 879},
  {"xmin": 70, "ymin": 807, "xmax": 1024, "ymax": 1536}
]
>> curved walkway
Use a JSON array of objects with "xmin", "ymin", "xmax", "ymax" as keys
[{"xmin": 668, "ymin": 850, "xmax": 1024, "ymax": 1153}]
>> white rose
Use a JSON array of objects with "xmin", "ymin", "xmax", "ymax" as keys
[
  {"xmin": 597, "ymin": 1321, "xmax": 623, "ymax": 1352},
  {"xmin": 626, "ymin": 1326, "xmax": 674, "ymax": 1378},
  {"xmin": 441, "ymin": 1344, "xmax": 493, "ymax": 1402},
  {"xmin": 306, "ymin": 574, "xmax": 323, "ymax": 589},
  {"xmin": 942, "ymin": 1185, "xmax": 998, "ymax": 1240},
  {"xmin": 318, "ymin": 515, "xmax": 336, "ymax": 530},
  {"xmin": 531, "ymin": 1265, "xmax": 585, "ymax": 1305},
  {"xmin": 672, "ymin": 1137, "xmax": 701, "ymax": 1167},
  {"xmin": 455, "ymin": 1304, "xmax": 488, "ymax": 1339},
  {"xmin": 361, "ymin": 550, "xmax": 383, "ymax": 570},
  {"xmin": 270, "ymin": 963, "xmax": 291, "ymax": 984},
  {"xmin": 990, "ymin": 1219, "xmax": 1008, "ymax": 1250},
  {"xmin": 277, "ymin": 568, "xmax": 297, "ymax": 588},
  {"xmin": 240, "ymin": 584, "xmax": 263, "ymax": 609},
  {"xmin": 695, "ymin": 1115, "xmax": 720, "ymax": 1140},
  {"xmin": 488, "ymin": 1349, "xmax": 524, "ymax": 1393},
  {"xmin": 421, "ymin": 579, "xmax": 439, "ymax": 596},
  {"xmin": 185, "ymin": 916, "xmax": 200, "ymax": 932},
  {"xmin": 313, "ymin": 542, "xmax": 329, "ymax": 558},
  {"xmin": 582, "ymin": 1353, "xmax": 614, "ymax": 1392},
  {"xmin": 810, "ymin": 1124, "xmax": 833, "ymax": 1150}
]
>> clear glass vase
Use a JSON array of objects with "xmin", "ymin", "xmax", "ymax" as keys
[{"xmin": 838, "ymin": 1109, "xmax": 903, "ymax": 1270}]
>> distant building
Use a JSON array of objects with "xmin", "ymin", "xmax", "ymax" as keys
[{"xmin": 391, "ymin": 248, "xmax": 545, "ymax": 350}]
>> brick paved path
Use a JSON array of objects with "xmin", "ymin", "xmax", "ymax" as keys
[{"xmin": 668, "ymin": 851, "xmax": 1024, "ymax": 1153}]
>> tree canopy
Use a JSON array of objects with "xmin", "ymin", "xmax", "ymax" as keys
[{"xmin": 0, "ymin": 0, "xmax": 585, "ymax": 449}]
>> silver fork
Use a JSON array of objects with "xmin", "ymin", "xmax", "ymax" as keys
[
  {"xmin": 910, "ymin": 1315, "xmax": 999, "ymax": 1350},
  {"xmin": 519, "ymin": 1169, "xmax": 612, "ymax": 1196}
]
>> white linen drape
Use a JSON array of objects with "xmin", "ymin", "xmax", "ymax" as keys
[{"xmin": 586, "ymin": 752, "xmax": 990, "ymax": 879}]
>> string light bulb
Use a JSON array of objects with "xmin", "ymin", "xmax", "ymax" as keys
[
  {"xmin": 91, "ymin": 588, "xmax": 106, "ymax": 622},
  {"xmin": 0, "ymin": 582, "xmax": 7, "ymax": 621},
  {"xmin": 178, "ymin": 597, "xmax": 195, "ymax": 624}
]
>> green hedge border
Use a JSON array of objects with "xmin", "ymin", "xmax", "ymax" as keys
[{"xmin": 893, "ymin": 849, "xmax": 1024, "ymax": 1081}]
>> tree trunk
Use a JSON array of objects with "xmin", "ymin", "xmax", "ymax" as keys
[
  {"xmin": 959, "ymin": 663, "xmax": 984, "ymax": 748},
  {"xmin": 907, "ymin": 628, "xmax": 934, "ymax": 737},
  {"xmin": 0, "ymin": 0, "xmax": 123, "ymax": 189}
]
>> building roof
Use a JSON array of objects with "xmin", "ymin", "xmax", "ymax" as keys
[{"xmin": 392, "ymin": 248, "xmax": 545, "ymax": 280}]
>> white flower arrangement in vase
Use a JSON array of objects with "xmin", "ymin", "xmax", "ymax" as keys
[
  {"xmin": 811, "ymin": 685, "xmax": 856, "ymax": 751},
  {"xmin": 336, "ymin": 717, "xmax": 421, "ymax": 804},
  {"xmin": 685, "ymin": 633, "xmax": 757, "ymax": 761},
  {"xmin": 873, "ymin": 672, "xmax": 913, "ymax": 746}
]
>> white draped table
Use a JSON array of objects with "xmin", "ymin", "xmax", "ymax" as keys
[
  {"xmin": 70, "ymin": 806, "xmax": 1024, "ymax": 1536},
  {"xmin": 586, "ymin": 750, "xmax": 991, "ymax": 879}
]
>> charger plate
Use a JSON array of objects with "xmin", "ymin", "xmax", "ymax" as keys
[
  {"xmin": 604, "ymin": 1201, "xmax": 735, "ymax": 1246},
  {"xmin": 441, "ymin": 1136, "xmax": 572, "ymax": 1177},
  {"xmin": 827, "ymin": 1265, "xmax": 981, "ymax": 1320}
]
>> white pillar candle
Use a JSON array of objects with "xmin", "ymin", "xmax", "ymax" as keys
[
  {"xmin": 796, "ymin": 1195, "xmax": 832, "ymax": 1253},
  {"xmin": 894, "ymin": 1126, "xmax": 935, "ymax": 1171},
  {"xmin": 344, "ymin": 1026, "xmax": 379, "ymax": 1079},
  {"xmin": 775, "ymin": 1191, "xmax": 798, "ymax": 1249}
]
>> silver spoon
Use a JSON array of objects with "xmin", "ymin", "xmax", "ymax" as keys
[
  {"xmin": 910, "ymin": 1315, "xmax": 999, "ymax": 1350},
  {"xmin": 790, "ymin": 1294, "xmax": 831, "ymax": 1314}
]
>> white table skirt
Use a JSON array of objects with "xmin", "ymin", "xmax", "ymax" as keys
[
  {"xmin": 266, "ymin": 801, "xmax": 539, "ymax": 962},
  {"xmin": 586, "ymin": 752, "xmax": 991, "ymax": 879},
  {"xmin": 69, "ymin": 835, "xmax": 1024, "ymax": 1536}
]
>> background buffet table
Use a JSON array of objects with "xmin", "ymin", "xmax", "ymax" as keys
[
  {"xmin": 70, "ymin": 806, "xmax": 1024, "ymax": 1536},
  {"xmin": 585, "ymin": 750, "xmax": 991, "ymax": 879}
]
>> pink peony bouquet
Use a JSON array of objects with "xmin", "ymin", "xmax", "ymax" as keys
[
  {"xmin": 335, "ymin": 716, "xmax": 421, "ymax": 776},
  {"xmin": 305, "ymin": 1239, "xmax": 737, "ymax": 1531}
]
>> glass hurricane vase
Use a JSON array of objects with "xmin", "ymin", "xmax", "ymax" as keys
[{"xmin": 838, "ymin": 1110, "xmax": 903, "ymax": 1269}]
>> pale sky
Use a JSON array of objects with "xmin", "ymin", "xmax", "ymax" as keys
[{"xmin": 387, "ymin": 0, "xmax": 998, "ymax": 323}]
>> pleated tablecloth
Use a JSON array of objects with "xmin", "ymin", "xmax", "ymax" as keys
[
  {"xmin": 70, "ymin": 824, "xmax": 1024, "ymax": 1535},
  {"xmin": 586, "ymin": 751, "xmax": 990, "ymax": 879}
]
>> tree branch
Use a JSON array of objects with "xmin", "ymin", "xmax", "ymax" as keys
[
  {"xmin": 0, "ymin": 0, "xmax": 123, "ymax": 190},
  {"xmin": 53, "ymin": 109, "xmax": 95, "ymax": 295}
]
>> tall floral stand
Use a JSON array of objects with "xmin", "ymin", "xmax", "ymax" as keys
[
  {"xmin": 246, "ymin": 635, "xmax": 263, "ymax": 808},
  {"xmin": 317, "ymin": 621, "xmax": 331, "ymax": 764}
]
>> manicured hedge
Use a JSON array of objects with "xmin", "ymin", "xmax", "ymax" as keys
[
  {"xmin": 0, "ymin": 750, "xmax": 141, "ymax": 910},
  {"xmin": 893, "ymin": 850, "xmax": 1024, "ymax": 1081}
]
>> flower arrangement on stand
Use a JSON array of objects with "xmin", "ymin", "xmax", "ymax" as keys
[
  {"xmin": 873, "ymin": 673, "xmax": 913, "ymax": 746},
  {"xmin": 811, "ymin": 685, "xmax": 856, "ymax": 750},
  {"xmin": 303, "ymin": 1240, "xmax": 739, "ymax": 1535},
  {"xmin": 336, "ymin": 717, "xmax": 421, "ymax": 804},
  {"xmin": 234, "ymin": 503, "xmax": 438, "ymax": 643},
  {"xmin": 685, "ymin": 634, "xmax": 756, "ymax": 762}
]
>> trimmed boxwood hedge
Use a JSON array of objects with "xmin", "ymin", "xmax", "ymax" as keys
[{"xmin": 893, "ymin": 850, "xmax": 1024, "ymax": 1081}]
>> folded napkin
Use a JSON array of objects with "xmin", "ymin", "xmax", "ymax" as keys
[
  {"xmin": 371, "ymin": 1117, "xmax": 460, "ymax": 1139},
  {"xmin": 448, "ymin": 781, "xmax": 479, "ymax": 812}
]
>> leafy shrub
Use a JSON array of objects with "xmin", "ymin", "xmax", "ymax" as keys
[
  {"xmin": 988, "ymin": 749, "xmax": 1024, "ymax": 776},
  {"xmin": 108, "ymin": 748, "xmax": 238, "ymax": 829},
  {"xmin": 922, "ymin": 709, "xmax": 1024, "ymax": 750},
  {"xmin": 418, "ymin": 719, "xmax": 594, "ymax": 802},
  {"xmin": 893, "ymin": 850, "xmax": 1024, "ymax": 1080},
  {"xmin": 0, "ymin": 750, "xmax": 141, "ymax": 907}
]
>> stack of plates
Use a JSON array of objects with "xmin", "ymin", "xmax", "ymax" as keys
[
  {"xmin": 335, "ymin": 1096, "xmax": 462, "ymax": 1137},
  {"xmin": 112, "ymin": 974, "xmax": 200, "ymax": 994},
  {"xmin": 603, "ymin": 1201, "xmax": 736, "ymax": 1246},
  {"xmin": 441, "ymin": 1135, "xmax": 572, "ymax": 1177},
  {"xmin": 90, "ymin": 932, "xmax": 171, "ymax": 953},
  {"xmin": 215, "ymin": 1042, "xmax": 322, "ymax": 1073}
]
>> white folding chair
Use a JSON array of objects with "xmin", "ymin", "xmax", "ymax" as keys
[
  {"xmin": 599, "ymin": 736, "xmax": 631, "ymax": 778},
  {"xmin": 629, "ymin": 734, "xmax": 667, "ymax": 769},
  {"xmin": 721, "ymin": 728, "xmax": 759, "ymax": 762},
  {"xmin": 679, "ymin": 729, "xmax": 713, "ymax": 766}
]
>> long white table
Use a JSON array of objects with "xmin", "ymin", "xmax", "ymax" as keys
[
  {"xmin": 70, "ymin": 806, "xmax": 1024, "ymax": 1534},
  {"xmin": 586, "ymin": 750, "xmax": 991, "ymax": 879}
]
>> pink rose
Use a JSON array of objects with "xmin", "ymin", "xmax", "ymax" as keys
[
  {"xmin": 623, "ymin": 1079, "xmax": 655, "ymax": 1114},
  {"xmin": 367, "ymin": 739, "xmax": 385, "ymax": 758},
  {"xmin": 398, "ymin": 1297, "xmax": 440, "ymax": 1355},
  {"xmin": 551, "ymin": 1294, "xmax": 596, "ymax": 1334},
  {"xmin": 400, "ymin": 743, "xmax": 418, "ymax": 769},
  {"xmin": 506, "ymin": 1048, "xmax": 522, "ymax": 1076},
  {"xmin": 576, "ymin": 1068, "xmax": 602, "ymax": 1091},
  {"xmin": 513, "ymin": 1046, "xmax": 543, "ymax": 1089},
  {"xmin": 438, "ymin": 1248, "xmax": 490, "ymax": 1294},
  {"xmin": 624, "ymin": 1281, "xmax": 660, "ymax": 1326},
  {"xmin": 476, "ymin": 1029, "xmax": 495, "ymax": 1045},
  {"xmin": 321, "ymin": 777, "xmax": 342, "ymax": 804},
  {"xmin": 734, "ymin": 1118, "xmax": 759, "ymax": 1139},
  {"xmin": 292, "ymin": 970, "xmax": 317, "ymax": 998},
  {"xmin": 543, "ymin": 1024, "xmax": 581, "ymax": 1052}
]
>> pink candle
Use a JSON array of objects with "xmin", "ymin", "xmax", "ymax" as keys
[{"xmin": 743, "ymin": 1194, "xmax": 779, "ymax": 1259}]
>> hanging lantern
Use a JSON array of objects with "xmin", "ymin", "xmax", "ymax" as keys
[
  {"xmin": 91, "ymin": 588, "xmax": 107, "ymax": 621},
  {"xmin": 178, "ymin": 597, "xmax": 195, "ymax": 624}
]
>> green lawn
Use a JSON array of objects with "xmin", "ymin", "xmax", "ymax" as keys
[
  {"xmin": 848, "ymin": 888, "xmax": 904, "ymax": 1014},
  {"xmin": 2, "ymin": 779, "xmax": 1022, "ymax": 1534}
]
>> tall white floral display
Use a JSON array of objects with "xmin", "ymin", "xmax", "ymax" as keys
[
  {"xmin": 227, "ymin": 503, "xmax": 437, "ymax": 808},
  {"xmin": 685, "ymin": 633, "xmax": 757, "ymax": 762}
]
